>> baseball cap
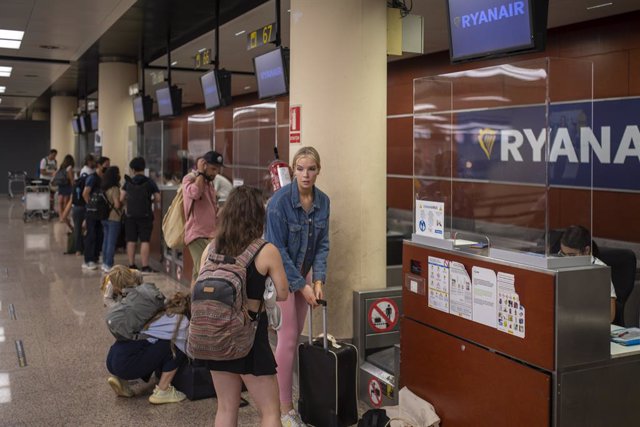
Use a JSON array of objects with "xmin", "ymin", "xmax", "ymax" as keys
[{"xmin": 203, "ymin": 151, "xmax": 224, "ymax": 167}]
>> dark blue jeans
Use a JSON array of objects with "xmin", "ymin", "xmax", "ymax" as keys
[
  {"xmin": 106, "ymin": 340, "xmax": 186, "ymax": 382},
  {"xmin": 101, "ymin": 219, "xmax": 121, "ymax": 268},
  {"xmin": 84, "ymin": 217, "xmax": 103, "ymax": 263}
]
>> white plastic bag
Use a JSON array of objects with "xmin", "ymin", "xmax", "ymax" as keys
[{"xmin": 382, "ymin": 387, "xmax": 440, "ymax": 427}]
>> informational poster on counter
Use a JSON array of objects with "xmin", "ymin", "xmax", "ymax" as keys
[
  {"xmin": 471, "ymin": 266, "xmax": 497, "ymax": 328},
  {"xmin": 415, "ymin": 200, "xmax": 445, "ymax": 239},
  {"xmin": 425, "ymin": 256, "xmax": 527, "ymax": 339},
  {"xmin": 449, "ymin": 261, "xmax": 473, "ymax": 320},
  {"xmin": 427, "ymin": 256, "xmax": 450, "ymax": 313},
  {"xmin": 497, "ymin": 272, "xmax": 526, "ymax": 338}
]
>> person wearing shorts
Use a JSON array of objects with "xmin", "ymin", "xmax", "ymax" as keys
[{"xmin": 121, "ymin": 157, "xmax": 159, "ymax": 273}]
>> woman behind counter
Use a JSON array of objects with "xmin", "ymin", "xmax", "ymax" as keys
[
  {"xmin": 559, "ymin": 225, "xmax": 617, "ymax": 322},
  {"xmin": 265, "ymin": 146, "xmax": 330, "ymax": 427}
]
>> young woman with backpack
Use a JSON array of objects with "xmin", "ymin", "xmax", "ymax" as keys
[
  {"xmin": 100, "ymin": 166, "xmax": 123, "ymax": 272},
  {"xmin": 54, "ymin": 154, "xmax": 75, "ymax": 222},
  {"xmin": 190, "ymin": 186, "xmax": 288, "ymax": 427}
]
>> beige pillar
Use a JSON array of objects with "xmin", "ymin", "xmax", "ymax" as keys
[
  {"xmin": 50, "ymin": 95, "xmax": 77, "ymax": 158},
  {"xmin": 98, "ymin": 60, "xmax": 137, "ymax": 171},
  {"xmin": 290, "ymin": 0, "xmax": 387, "ymax": 339}
]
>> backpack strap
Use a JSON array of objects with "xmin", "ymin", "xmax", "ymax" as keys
[{"xmin": 236, "ymin": 238, "xmax": 268, "ymax": 268}]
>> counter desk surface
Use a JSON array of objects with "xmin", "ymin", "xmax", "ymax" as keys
[{"xmin": 610, "ymin": 324, "xmax": 640, "ymax": 358}]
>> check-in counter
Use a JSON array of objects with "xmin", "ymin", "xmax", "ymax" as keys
[{"xmin": 401, "ymin": 240, "xmax": 640, "ymax": 426}]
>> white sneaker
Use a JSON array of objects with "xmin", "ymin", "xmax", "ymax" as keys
[
  {"xmin": 82, "ymin": 262, "xmax": 98, "ymax": 270},
  {"xmin": 281, "ymin": 409, "xmax": 307, "ymax": 427},
  {"xmin": 148, "ymin": 385, "xmax": 186, "ymax": 404},
  {"xmin": 101, "ymin": 264, "xmax": 112, "ymax": 273}
]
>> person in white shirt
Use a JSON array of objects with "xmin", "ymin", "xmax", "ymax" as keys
[
  {"xmin": 39, "ymin": 149, "xmax": 58, "ymax": 182},
  {"xmin": 213, "ymin": 173, "xmax": 233, "ymax": 205},
  {"xmin": 559, "ymin": 225, "xmax": 617, "ymax": 322}
]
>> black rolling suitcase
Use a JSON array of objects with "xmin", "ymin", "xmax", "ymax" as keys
[{"xmin": 298, "ymin": 300, "xmax": 359, "ymax": 427}]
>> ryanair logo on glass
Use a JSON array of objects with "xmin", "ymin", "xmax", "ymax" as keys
[
  {"xmin": 477, "ymin": 128, "xmax": 497, "ymax": 159},
  {"xmin": 454, "ymin": 1, "xmax": 526, "ymax": 29},
  {"xmin": 472, "ymin": 126, "xmax": 640, "ymax": 164}
]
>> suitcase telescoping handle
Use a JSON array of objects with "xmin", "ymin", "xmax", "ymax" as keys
[{"xmin": 307, "ymin": 299, "xmax": 328, "ymax": 350}]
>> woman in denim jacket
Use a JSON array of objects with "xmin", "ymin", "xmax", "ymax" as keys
[{"xmin": 265, "ymin": 146, "xmax": 330, "ymax": 427}]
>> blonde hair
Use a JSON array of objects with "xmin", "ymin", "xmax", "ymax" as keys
[
  {"xmin": 101, "ymin": 265, "xmax": 143, "ymax": 295},
  {"xmin": 292, "ymin": 146, "xmax": 321, "ymax": 170}
]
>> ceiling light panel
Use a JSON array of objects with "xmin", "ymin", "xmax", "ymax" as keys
[
  {"xmin": 0, "ymin": 40, "xmax": 21, "ymax": 49},
  {"xmin": 0, "ymin": 30, "xmax": 24, "ymax": 41}
]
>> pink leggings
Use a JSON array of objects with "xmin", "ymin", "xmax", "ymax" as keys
[{"xmin": 275, "ymin": 289, "xmax": 309, "ymax": 404}]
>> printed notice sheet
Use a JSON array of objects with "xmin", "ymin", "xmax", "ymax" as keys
[
  {"xmin": 415, "ymin": 200, "xmax": 445, "ymax": 239},
  {"xmin": 449, "ymin": 261, "xmax": 472, "ymax": 320},
  {"xmin": 497, "ymin": 272, "xmax": 525, "ymax": 338},
  {"xmin": 471, "ymin": 266, "xmax": 497, "ymax": 328},
  {"xmin": 427, "ymin": 256, "xmax": 450, "ymax": 313}
]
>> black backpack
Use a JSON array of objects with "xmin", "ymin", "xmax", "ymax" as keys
[
  {"xmin": 72, "ymin": 175, "xmax": 88, "ymax": 206},
  {"xmin": 358, "ymin": 409, "xmax": 390, "ymax": 427},
  {"xmin": 86, "ymin": 189, "xmax": 112, "ymax": 221},
  {"xmin": 52, "ymin": 169, "xmax": 69, "ymax": 187},
  {"xmin": 125, "ymin": 176, "xmax": 153, "ymax": 218}
]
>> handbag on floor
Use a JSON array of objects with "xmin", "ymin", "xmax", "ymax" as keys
[{"xmin": 171, "ymin": 361, "xmax": 216, "ymax": 401}]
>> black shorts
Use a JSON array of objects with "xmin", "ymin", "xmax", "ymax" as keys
[
  {"xmin": 194, "ymin": 315, "xmax": 276, "ymax": 376},
  {"xmin": 125, "ymin": 216, "xmax": 153, "ymax": 242}
]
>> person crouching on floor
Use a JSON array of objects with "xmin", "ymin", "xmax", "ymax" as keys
[
  {"xmin": 105, "ymin": 291, "xmax": 190, "ymax": 404},
  {"xmin": 100, "ymin": 265, "xmax": 142, "ymax": 307}
]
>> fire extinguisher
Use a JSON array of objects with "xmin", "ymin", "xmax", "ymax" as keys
[{"xmin": 268, "ymin": 147, "xmax": 292, "ymax": 192}]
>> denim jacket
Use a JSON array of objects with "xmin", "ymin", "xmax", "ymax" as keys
[{"xmin": 265, "ymin": 179, "xmax": 330, "ymax": 292}]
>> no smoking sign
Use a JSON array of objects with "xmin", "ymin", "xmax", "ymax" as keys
[{"xmin": 367, "ymin": 298, "xmax": 399, "ymax": 333}]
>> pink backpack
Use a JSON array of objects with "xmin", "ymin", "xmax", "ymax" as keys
[{"xmin": 187, "ymin": 238, "xmax": 267, "ymax": 360}]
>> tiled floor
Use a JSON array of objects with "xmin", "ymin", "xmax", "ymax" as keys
[
  {"xmin": 0, "ymin": 198, "xmax": 370, "ymax": 426},
  {"xmin": 0, "ymin": 199, "xmax": 263, "ymax": 426}
]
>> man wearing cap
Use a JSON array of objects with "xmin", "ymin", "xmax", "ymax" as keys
[{"xmin": 182, "ymin": 150, "xmax": 223, "ymax": 281}]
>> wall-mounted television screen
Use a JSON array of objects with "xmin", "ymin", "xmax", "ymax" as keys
[
  {"xmin": 156, "ymin": 85, "xmax": 182, "ymax": 118},
  {"xmin": 71, "ymin": 116, "xmax": 80, "ymax": 134},
  {"xmin": 90, "ymin": 111, "xmax": 98, "ymax": 131},
  {"xmin": 200, "ymin": 70, "xmax": 232, "ymax": 110},
  {"xmin": 78, "ymin": 113, "xmax": 89, "ymax": 133},
  {"xmin": 446, "ymin": 0, "xmax": 548, "ymax": 63},
  {"xmin": 132, "ymin": 95, "xmax": 153, "ymax": 123},
  {"xmin": 253, "ymin": 47, "xmax": 289, "ymax": 99}
]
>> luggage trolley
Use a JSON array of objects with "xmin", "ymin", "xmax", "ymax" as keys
[
  {"xmin": 24, "ymin": 184, "xmax": 51, "ymax": 222},
  {"xmin": 8, "ymin": 171, "xmax": 28, "ymax": 198}
]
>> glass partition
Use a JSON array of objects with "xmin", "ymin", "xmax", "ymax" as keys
[
  {"xmin": 413, "ymin": 58, "xmax": 594, "ymax": 268},
  {"xmin": 187, "ymin": 112, "xmax": 215, "ymax": 168},
  {"xmin": 232, "ymin": 102, "xmax": 289, "ymax": 196},
  {"xmin": 186, "ymin": 110, "xmax": 235, "ymax": 184},
  {"xmin": 142, "ymin": 120, "xmax": 183, "ymax": 185}
]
